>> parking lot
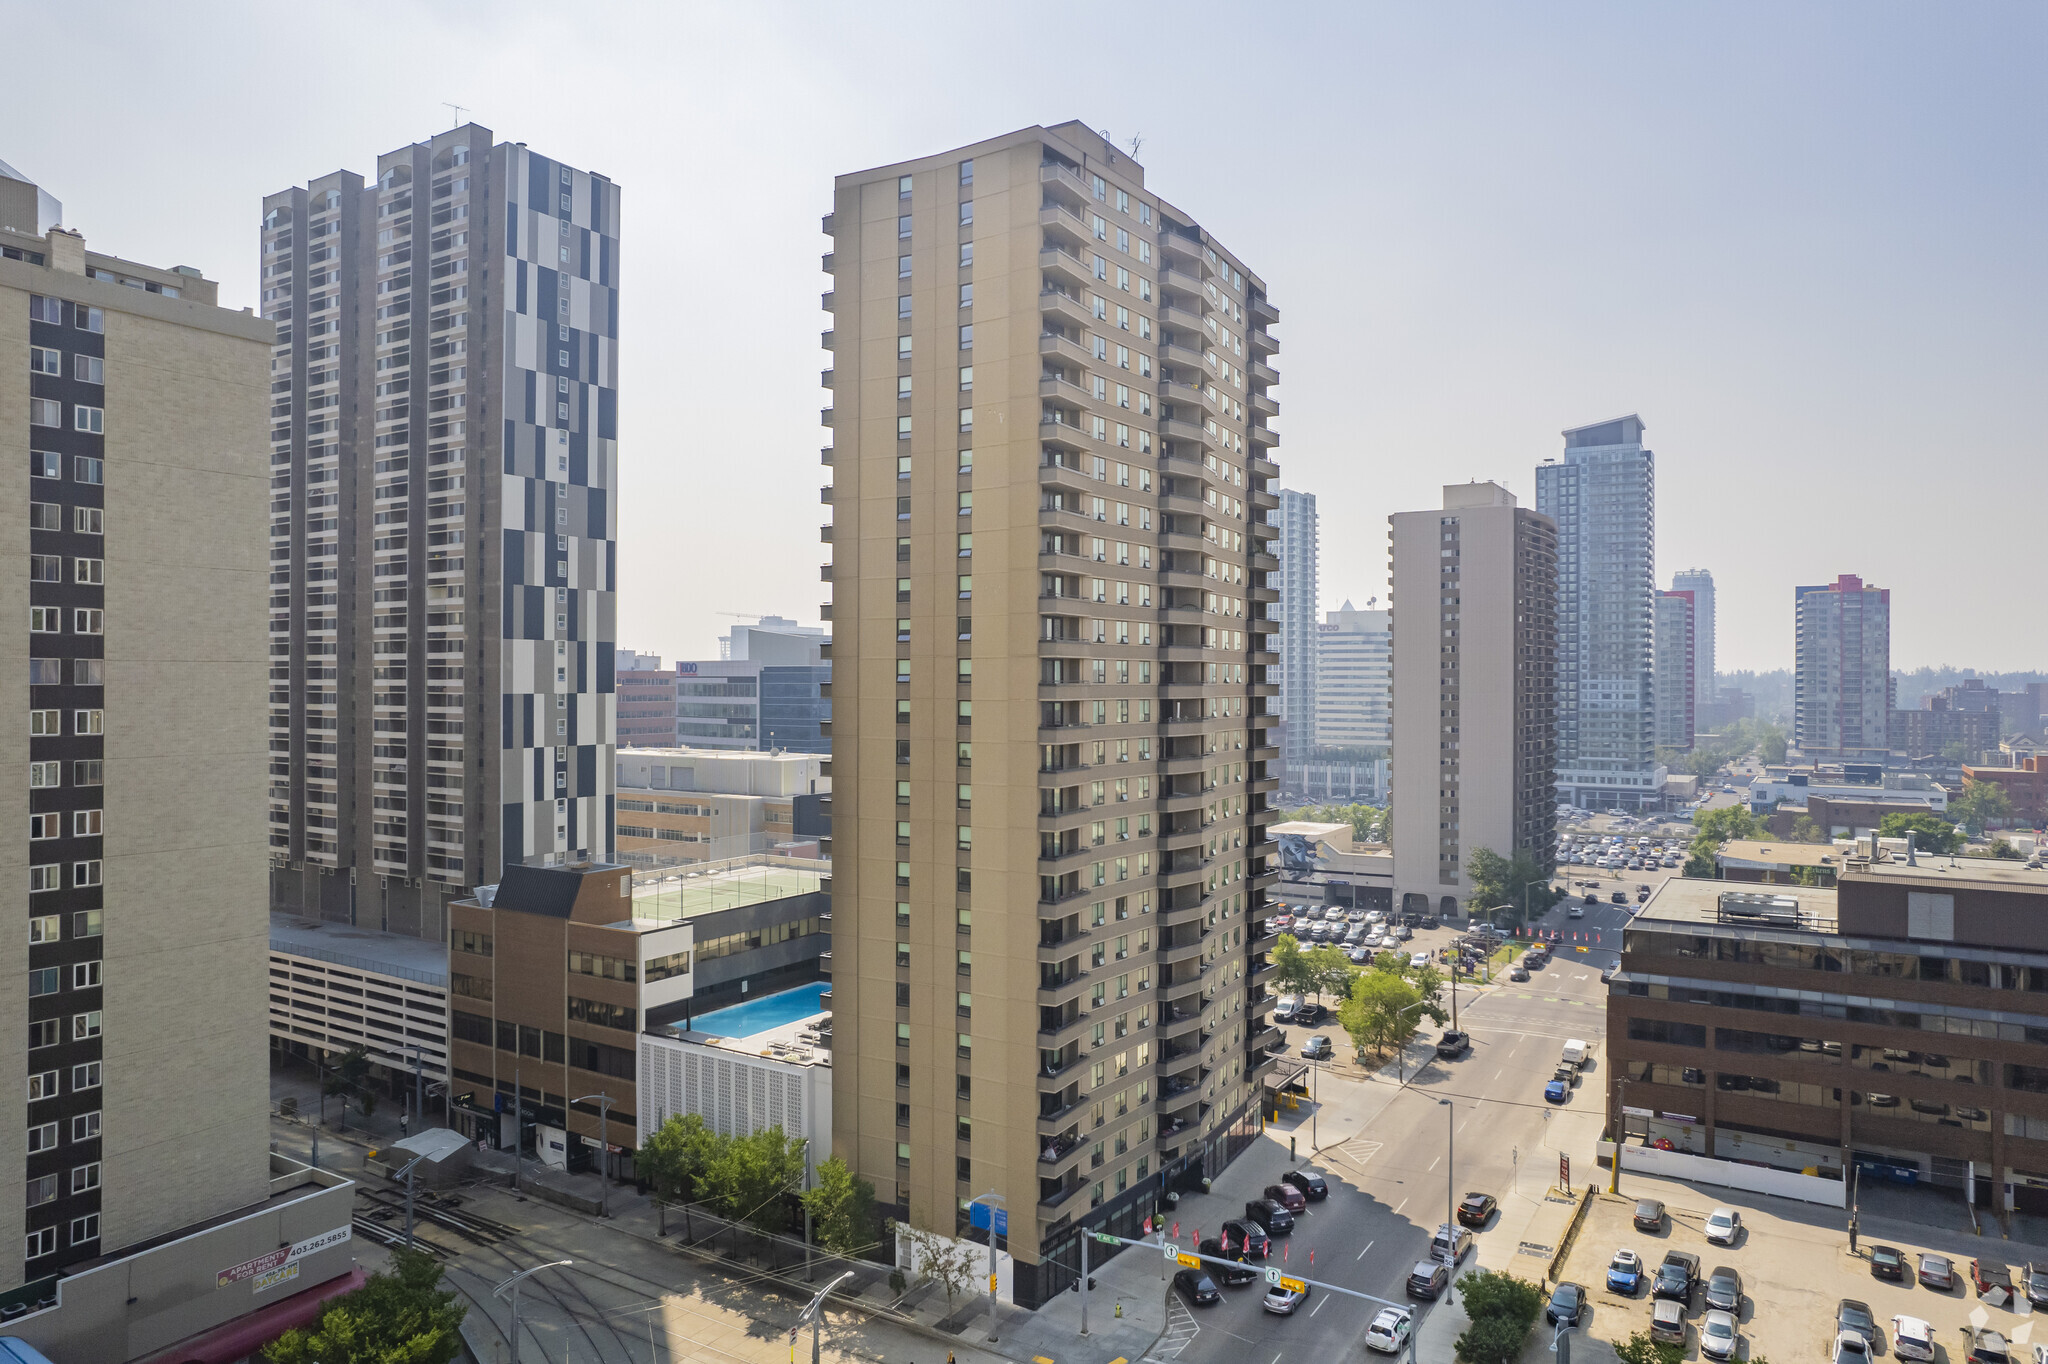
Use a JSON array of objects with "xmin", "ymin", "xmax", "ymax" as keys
[{"xmin": 1552, "ymin": 1171, "xmax": 2048, "ymax": 1364}]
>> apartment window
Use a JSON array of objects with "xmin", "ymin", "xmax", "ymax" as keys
[
  {"xmin": 28, "ymin": 398, "xmax": 61, "ymax": 427},
  {"xmin": 28, "ymin": 968, "xmax": 58, "ymax": 997},
  {"xmin": 897, "ymin": 294, "xmax": 911, "ymax": 319},
  {"xmin": 73, "ymin": 861, "xmax": 101, "ymax": 888},
  {"xmin": 72, "ymin": 810, "xmax": 101, "ymax": 836},
  {"xmin": 73, "ymin": 406, "xmax": 104, "ymax": 434},
  {"xmin": 73, "ymin": 1012, "xmax": 100, "ymax": 1040},
  {"xmin": 71, "ymin": 1112, "xmax": 100, "ymax": 1142},
  {"xmin": 28, "ymin": 1021, "xmax": 57, "ymax": 1050},
  {"xmin": 75, "ymin": 507, "xmax": 102, "ymax": 535},
  {"xmin": 27, "ymin": 917, "xmax": 57, "ymax": 945},
  {"xmin": 898, "ymin": 334, "xmax": 912, "ymax": 357},
  {"xmin": 74, "ymin": 557, "xmax": 103, "ymax": 584},
  {"xmin": 69, "ymin": 1214, "xmax": 97, "ymax": 1246},
  {"xmin": 74, "ymin": 711, "xmax": 104, "ymax": 736},
  {"xmin": 897, "ymin": 214, "xmax": 912, "ymax": 238},
  {"xmin": 897, "ymin": 376, "xmax": 913, "ymax": 399},
  {"xmin": 897, "ymin": 416, "xmax": 912, "ymax": 440},
  {"xmin": 74, "ymin": 355, "xmax": 103, "ymax": 384},
  {"xmin": 28, "ymin": 294, "xmax": 61, "ymax": 323},
  {"xmin": 958, "ymin": 365, "xmax": 973, "ymax": 391},
  {"xmin": 958, "ymin": 407, "xmax": 973, "ymax": 433},
  {"xmin": 29, "ymin": 502, "xmax": 59, "ymax": 530},
  {"xmin": 958, "ymin": 323, "xmax": 973, "ymax": 349},
  {"xmin": 72, "ymin": 962, "xmax": 99, "ymax": 989},
  {"xmin": 29, "ymin": 867, "xmax": 59, "ymax": 894},
  {"xmin": 72, "ymin": 761, "xmax": 101, "ymax": 787},
  {"xmin": 30, "ymin": 345, "xmax": 61, "ymax": 374},
  {"xmin": 70, "ymin": 1162, "xmax": 99, "ymax": 1192},
  {"xmin": 29, "ymin": 763, "xmax": 60, "ymax": 789},
  {"xmin": 27, "ymin": 1071, "xmax": 57, "ymax": 1102},
  {"xmin": 73, "ymin": 910, "xmax": 100, "ymax": 938},
  {"xmin": 25, "ymin": 1227, "xmax": 54, "ymax": 1259},
  {"xmin": 29, "ymin": 711, "xmax": 59, "ymax": 739},
  {"xmin": 71, "ymin": 1063, "xmax": 100, "ymax": 1092},
  {"xmin": 958, "ymin": 283, "xmax": 972, "ymax": 308},
  {"xmin": 27, "ymin": 1124, "xmax": 58, "ymax": 1156},
  {"xmin": 74, "ymin": 609, "xmax": 103, "ymax": 635},
  {"xmin": 958, "ymin": 201, "xmax": 973, "ymax": 226},
  {"xmin": 958, "ymin": 158, "xmax": 973, "ymax": 185},
  {"xmin": 30, "ymin": 451, "xmax": 59, "ymax": 479},
  {"xmin": 958, "ymin": 241, "xmax": 973, "ymax": 268}
]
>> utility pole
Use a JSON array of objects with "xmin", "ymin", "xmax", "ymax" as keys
[
  {"xmin": 801, "ymin": 1270, "xmax": 854, "ymax": 1364},
  {"xmin": 493, "ymin": 1260, "xmax": 572, "ymax": 1364},
  {"xmin": 409, "ymin": 1041, "xmax": 425, "ymax": 1130},
  {"xmin": 511, "ymin": 1064, "xmax": 522, "ymax": 1190},
  {"xmin": 1442, "ymin": 1098, "xmax": 1454, "ymax": 1251},
  {"xmin": 573, "ymin": 1091, "xmax": 616, "ymax": 1217},
  {"xmin": 1609, "ymin": 1079, "xmax": 1628, "ymax": 1196},
  {"xmin": 1080, "ymin": 1231, "xmax": 1091, "ymax": 1335},
  {"xmin": 1848, "ymin": 1163, "xmax": 1861, "ymax": 1254},
  {"xmin": 396, "ymin": 1153, "xmax": 427, "ymax": 1249}
]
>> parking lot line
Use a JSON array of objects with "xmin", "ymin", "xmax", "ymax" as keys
[{"xmin": 1359, "ymin": 1239, "xmax": 1375, "ymax": 1260}]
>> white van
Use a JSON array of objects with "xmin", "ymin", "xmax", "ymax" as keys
[{"xmin": 1561, "ymin": 1038, "xmax": 1588, "ymax": 1069}]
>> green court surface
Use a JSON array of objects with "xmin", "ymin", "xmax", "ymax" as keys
[{"xmin": 631, "ymin": 864, "xmax": 822, "ymax": 920}]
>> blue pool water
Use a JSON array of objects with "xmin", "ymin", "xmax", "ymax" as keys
[{"xmin": 684, "ymin": 982, "xmax": 830, "ymax": 1039}]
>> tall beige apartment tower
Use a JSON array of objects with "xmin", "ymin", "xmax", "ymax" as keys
[
  {"xmin": 1390, "ymin": 483, "xmax": 1557, "ymax": 916},
  {"xmin": 3, "ymin": 168, "xmax": 274, "ymax": 1284},
  {"xmin": 821, "ymin": 123, "xmax": 1283, "ymax": 1306}
]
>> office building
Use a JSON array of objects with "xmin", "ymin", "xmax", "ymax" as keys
[
  {"xmin": 1271, "ymin": 489, "xmax": 1318, "ymax": 782},
  {"xmin": 613, "ymin": 745, "xmax": 826, "ymax": 866},
  {"xmin": 722, "ymin": 615, "xmax": 829, "ymax": 662},
  {"xmin": 5, "ymin": 167, "xmax": 358, "ymax": 1358},
  {"xmin": 821, "ymin": 123, "xmax": 1282, "ymax": 1306},
  {"xmin": 1671, "ymin": 568, "xmax": 1715, "ymax": 723},
  {"xmin": 1537, "ymin": 415, "xmax": 1664, "ymax": 810},
  {"xmin": 617, "ymin": 650, "xmax": 681, "ymax": 747},
  {"xmin": 1608, "ymin": 858, "xmax": 2048, "ymax": 1209},
  {"xmin": 1794, "ymin": 574, "xmax": 1891, "ymax": 762},
  {"xmin": 1389, "ymin": 483, "xmax": 1558, "ymax": 915},
  {"xmin": 1654, "ymin": 589, "xmax": 1696, "ymax": 752},
  {"xmin": 1313, "ymin": 601, "xmax": 1390, "ymax": 750},
  {"xmin": 1961, "ymin": 757, "xmax": 2048, "ymax": 828},
  {"xmin": 263, "ymin": 124, "xmax": 621, "ymax": 941},
  {"xmin": 1888, "ymin": 700, "xmax": 2000, "ymax": 763}
]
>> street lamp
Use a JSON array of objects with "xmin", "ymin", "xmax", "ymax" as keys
[
  {"xmin": 967, "ymin": 1190, "xmax": 1008, "ymax": 1342},
  {"xmin": 394, "ymin": 1152, "xmax": 428, "ymax": 1250},
  {"xmin": 1523, "ymin": 878, "xmax": 1550, "ymax": 924},
  {"xmin": 1608, "ymin": 1078, "xmax": 1628, "ymax": 1196},
  {"xmin": 798, "ymin": 1270, "xmax": 855, "ymax": 1364},
  {"xmin": 573, "ymin": 1092, "xmax": 616, "ymax": 1218},
  {"xmin": 493, "ymin": 1259, "xmax": 573, "ymax": 1364},
  {"xmin": 1440, "ymin": 1098, "xmax": 1455, "ymax": 1271}
]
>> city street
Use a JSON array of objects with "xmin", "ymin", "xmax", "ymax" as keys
[{"xmin": 1153, "ymin": 933, "xmax": 1618, "ymax": 1364}]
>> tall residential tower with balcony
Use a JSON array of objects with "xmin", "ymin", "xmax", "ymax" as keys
[
  {"xmin": 1795, "ymin": 574, "xmax": 1891, "ymax": 761},
  {"xmin": 1270, "ymin": 488, "xmax": 1318, "ymax": 786},
  {"xmin": 820, "ymin": 123, "xmax": 1284, "ymax": 1307},
  {"xmin": 262, "ymin": 125, "xmax": 620, "ymax": 941}
]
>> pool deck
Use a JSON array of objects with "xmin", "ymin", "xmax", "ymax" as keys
[{"xmin": 669, "ymin": 1012, "xmax": 833, "ymax": 1065}]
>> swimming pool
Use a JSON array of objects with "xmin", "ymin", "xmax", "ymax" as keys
[{"xmin": 683, "ymin": 982, "xmax": 830, "ymax": 1039}]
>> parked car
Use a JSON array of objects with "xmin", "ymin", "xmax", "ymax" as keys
[
  {"xmin": 1836, "ymin": 1299, "xmax": 1877, "ymax": 1346},
  {"xmin": 1174, "ymin": 1269, "xmax": 1221, "ymax": 1306},
  {"xmin": 1544, "ymin": 1078, "xmax": 1570, "ymax": 1103},
  {"xmin": 1704, "ymin": 1267, "xmax": 1742, "ymax": 1313},
  {"xmin": 1221, "ymin": 1219, "xmax": 1270, "ymax": 1260},
  {"xmin": 1610, "ymin": 891, "xmax": 1628, "ymax": 904},
  {"xmin": 1918, "ymin": 1253, "xmax": 1957, "ymax": 1291},
  {"xmin": 1293, "ymin": 1002, "xmax": 1326, "ymax": 1026},
  {"xmin": 1456, "ymin": 1192, "xmax": 1497, "ymax": 1228},
  {"xmin": 1966, "ymin": 1329, "xmax": 2013, "ymax": 1364},
  {"xmin": 1263, "ymin": 1182, "xmax": 1307, "ymax": 1213},
  {"xmin": 1300, "ymin": 1035, "xmax": 1333, "ymax": 1061},
  {"xmin": 1245, "ymin": 1198, "xmax": 1295, "ymax": 1234},
  {"xmin": 1364, "ymin": 1307, "xmax": 1414, "ymax": 1355},
  {"xmin": 1703, "ymin": 1208, "xmax": 1741, "ymax": 1245},
  {"xmin": 2027, "ymin": 1263, "xmax": 2048, "ymax": 1308},
  {"xmin": 1606, "ymin": 1249, "xmax": 1645, "ymax": 1295},
  {"xmin": 1262, "ymin": 1283, "xmax": 1309, "ymax": 1315},
  {"xmin": 1430, "ymin": 1224, "xmax": 1474, "ymax": 1265},
  {"xmin": 1702, "ymin": 1312, "xmax": 1741, "ymax": 1361},
  {"xmin": 1279, "ymin": 1169, "xmax": 1328, "ymax": 1202},
  {"xmin": 1650, "ymin": 1298, "xmax": 1688, "ymax": 1345},
  {"xmin": 1870, "ymin": 1245, "xmax": 1905, "ymax": 1281},
  {"xmin": 1545, "ymin": 1282, "xmax": 1587, "ymax": 1326},
  {"xmin": 1632, "ymin": 1199, "xmax": 1666, "ymax": 1232},
  {"xmin": 1406, "ymin": 1260, "xmax": 1450, "ymax": 1300},
  {"xmin": 1196, "ymin": 1239, "xmax": 1259, "ymax": 1285},
  {"xmin": 1655, "ymin": 1251, "xmax": 1701, "ymax": 1303},
  {"xmin": 1972, "ymin": 1259, "xmax": 2015, "ymax": 1298},
  {"xmin": 1891, "ymin": 1315, "xmax": 1936, "ymax": 1363},
  {"xmin": 1272, "ymin": 998, "xmax": 1299, "ymax": 1023}
]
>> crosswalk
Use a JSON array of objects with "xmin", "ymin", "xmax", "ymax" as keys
[
  {"xmin": 1337, "ymin": 1136, "xmax": 1385, "ymax": 1167},
  {"xmin": 1145, "ymin": 1292, "xmax": 1202, "ymax": 1360}
]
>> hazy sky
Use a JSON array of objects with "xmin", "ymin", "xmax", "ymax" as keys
[{"xmin": 11, "ymin": 2, "xmax": 2042, "ymax": 672}]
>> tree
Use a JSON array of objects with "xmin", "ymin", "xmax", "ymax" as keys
[
  {"xmin": 1685, "ymin": 804, "xmax": 1763, "ymax": 877},
  {"xmin": 640, "ymin": 1112, "xmax": 723, "ymax": 1236},
  {"xmin": 1269, "ymin": 933, "xmax": 1318, "ymax": 1000},
  {"xmin": 1951, "ymin": 782, "xmax": 2013, "ymax": 835},
  {"xmin": 803, "ymin": 1155, "xmax": 879, "ymax": 1258},
  {"xmin": 1616, "ymin": 1330, "xmax": 1686, "ymax": 1364},
  {"xmin": 1991, "ymin": 839, "xmax": 2023, "ymax": 860},
  {"xmin": 266, "ymin": 1248, "xmax": 465, "ymax": 1364},
  {"xmin": 1337, "ymin": 968, "xmax": 1442, "ymax": 1059},
  {"xmin": 1466, "ymin": 846, "xmax": 1557, "ymax": 922},
  {"xmin": 1941, "ymin": 741, "xmax": 1972, "ymax": 764},
  {"xmin": 892, "ymin": 1222, "xmax": 979, "ymax": 1308},
  {"xmin": 701, "ymin": 1125, "xmax": 807, "ymax": 1237},
  {"xmin": 1305, "ymin": 943, "xmax": 1358, "ymax": 1003},
  {"xmin": 1878, "ymin": 811, "xmax": 1963, "ymax": 856},
  {"xmin": 1788, "ymin": 815, "xmax": 1824, "ymax": 845},
  {"xmin": 1757, "ymin": 724, "xmax": 1789, "ymax": 764},
  {"xmin": 1453, "ymin": 1269, "xmax": 1543, "ymax": 1364}
]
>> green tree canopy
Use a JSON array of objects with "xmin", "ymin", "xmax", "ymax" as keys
[
  {"xmin": 266, "ymin": 1248, "xmax": 466, "ymax": 1364},
  {"xmin": 802, "ymin": 1154, "xmax": 879, "ymax": 1257},
  {"xmin": 1465, "ymin": 846, "xmax": 1557, "ymax": 922},
  {"xmin": 1454, "ymin": 1269, "xmax": 1543, "ymax": 1364},
  {"xmin": 1304, "ymin": 943, "xmax": 1359, "ymax": 1002},
  {"xmin": 639, "ymin": 1111, "xmax": 721, "ymax": 1204},
  {"xmin": 701, "ymin": 1125, "xmax": 808, "ymax": 1236},
  {"xmin": 1878, "ymin": 811, "xmax": 1963, "ymax": 856},
  {"xmin": 1336, "ymin": 967, "xmax": 1443, "ymax": 1058},
  {"xmin": 1269, "ymin": 932, "xmax": 1318, "ymax": 1000},
  {"xmin": 1951, "ymin": 782, "xmax": 2013, "ymax": 835}
]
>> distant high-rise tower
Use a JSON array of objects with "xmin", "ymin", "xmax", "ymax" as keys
[
  {"xmin": 1654, "ymin": 590, "xmax": 1696, "ymax": 752},
  {"xmin": 1795, "ymin": 574, "xmax": 1891, "ymax": 760},
  {"xmin": 1390, "ymin": 483, "xmax": 1557, "ymax": 911},
  {"xmin": 1671, "ymin": 568, "xmax": 1715, "ymax": 717},
  {"xmin": 1313, "ymin": 601, "xmax": 1389, "ymax": 749},
  {"xmin": 1272, "ymin": 488, "xmax": 1319, "ymax": 781},
  {"xmin": 821, "ymin": 123, "xmax": 1282, "ymax": 1307},
  {"xmin": 262, "ymin": 125, "xmax": 622, "ymax": 939},
  {"xmin": 1536, "ymin": 415, "xmax": 1664, "ymax": 811}
]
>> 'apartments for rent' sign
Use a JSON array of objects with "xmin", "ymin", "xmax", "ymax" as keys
[{"xmin": 217, "ymin": 1226, "xmax": 352, "ymax": 1292}]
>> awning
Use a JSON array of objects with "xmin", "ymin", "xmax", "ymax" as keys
[{"xmin": 137, "ymin": 1266, "xmax": 365, "ymax": 1364}]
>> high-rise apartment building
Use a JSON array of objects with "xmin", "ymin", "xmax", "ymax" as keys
[
  {"xmin": 1389, "ymin": 484, "xmax": 1557, "ymax": 912},
  {"xmin": 262, "ymin": 125, "xmax": 621, "ymax": 941},
  {"xmin": 617, "ymin": 650, "xmax": 681, "ymax": 747},
  {"xmin": 1671, "ymin": 567, "xmax": 1715, "ymax": 722},
  {"xmin": 1653, "ymin": 589, "xmax": 1695, "ymax": 752},
  {"xmin": 4, "ymin": 176, "xmax": 306, "ymax": 1299},
  {"xmin": 1271, "ymin": 488, "xmax": 1318, "ymax": 782},
  {"xmin": 1536, "ymin": 416, "xmax": 1665, "ymax": 811},
  {"xmin": 1313, "ymin": 601, "xmax": 1390, "ymax": 749},
  {"xmin": 1795, "ymin": 574, "xmax": 1891, "ymax": 761},
  {"xmin": 821, "ymin": 123, "xmax": 1282, "ymax": 1307}
]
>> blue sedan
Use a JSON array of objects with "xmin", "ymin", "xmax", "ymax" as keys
[{"xmin": 1544, "ymin": 1079, "xmax": 1569, "ymax": 1104}]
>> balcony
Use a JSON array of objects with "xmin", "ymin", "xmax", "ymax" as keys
[
  {"xmin": 1040, "ymin": 289, "xmax": 1094, "ymax": 330},
  {"xmin": 1250, "ymin": 423, "xmax": 1278, "ymax": 451},
  {"xmin": 1039, "ymin": 331, "xmax": 1093, "ymax": 367},
  {"xmin": 820, "ymin": 368, "xmax": 834, "ymax": 389},
  {"xmin": 821, "ymin": 329, "xmax": 835, "ymax": 350},
  {"xmin": 1040, "ymin": 247, "xmax": 1091, "ymax": 292},
  {"xmin": 1161, "ymin": 304, "xmax": 1205, "ymax": 336},
  {"xmin": 1039, "ymin": 416, "xmax": 1089, "ymax": 453},
  {"xmin": 1161, "ymin": 339, "xmax": 1205, "ymax": 371},
  {"xmin": 1249, "ymin": 328, "xmax": 1278, "ymax": 357},
  {"xmin": 1159, "ymin": 418, "xmax": 1210, "ymax": 450},
  {"xmin": 1250, "ymin": 359, "xmax": 1277, "ymax": 385},
  {"xmin": 1038, "ymin": 203, "xmax": 1089, "ymax": 247},
  {"xmin": 821, "ymin": 212, "xmax": 835, "ymax": 234},
  {"xmin": 821, "ymin": 290, "xmax": 835, "ymax": 311},
  {"xmin": 1251, "ymin": 293, "xmax": 1279, "ymax": 325},
  {"xmin": 1160, "ymin": 232, "xmax": 1202, "ymax": 266},
  {"xmin": 819, "ymin": 408, "xmax": 833, "ymax": 427},
  {"xmin": 1250, "ymin": 391, "xmax": 1278, "ymax": 420},
  {"xmin": 1160, "ymin": 266, "xmax": 1207, "ymax": 303},
  {"xmin": 1039, "ymin": 1170, "xmax": 1084, "ymax": 1210},
  {"xmin": 1039, "ymin": 1127, "xmax": 1083, "ymax": 1166},
  {"xmin": 1039, "ymin": 161, "xmax": 1091, "ymax": 207}
]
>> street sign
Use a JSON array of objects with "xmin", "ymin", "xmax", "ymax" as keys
[
  {"xmin": 1175, "ymin": 1253, "xmax": 1202, "ymax": 1269},
  {"xmin": 1280, "ymin": 1277, "xmax": 1307, "ymax": 1293},
  {"xmin": 1559, "ymin": 1154, "xmax": 1571, "ymax": 1190},
  {"xmin": 1266, "ymin": 1266, "xmax": 1281, "ymax": 1285},
  {"xmin": 1093, "ymin": 1231, "xmax": 1120, "ymax": 1245},
  {"xmin": 1163, "ymin": 1241, "xmax": 1179, "ymax": 1261},
  {"xmin": 969, "ymin": 1202, "xmax": 1009, "ymax": 1237}
]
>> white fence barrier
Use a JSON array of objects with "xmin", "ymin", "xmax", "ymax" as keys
[{"xmin": 1599, "ymin": 1140, "xmax": 1846, "ymax": 1208}]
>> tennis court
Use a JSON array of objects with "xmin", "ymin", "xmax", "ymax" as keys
[{"xmin": 630, "ymin": 862, "xmax": 823, "ymax": 920}]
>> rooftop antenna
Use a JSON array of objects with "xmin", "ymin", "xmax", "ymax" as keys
[
  {"xmin": 1127, "ymin": 132, "xmax": 1145, "ymax": 159},
  {"xmin": 444, "ymin": 102, "xmax": 469, "ymax": 129}
]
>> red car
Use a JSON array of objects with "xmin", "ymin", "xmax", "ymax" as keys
[{"xmin": 1264, "ymin": 1182, "xmax": 1307, "ymax": 1213}]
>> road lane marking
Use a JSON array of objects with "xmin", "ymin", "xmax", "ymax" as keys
[
  {"xmin": 1312, "ymin": 1293, "xmax": 1327, "ymax": 1316},
  {"xmin": 1428, "ymin": 1156, "xmax": 1441, "ymax": 1172},
  {"xmin": 1358, "ymin": 1239, "xmax": 1376, "ymax": 1260},
  {"xmin": 1394, "ymin": 1198, "xmax": 1408, "ymax": 1215}
]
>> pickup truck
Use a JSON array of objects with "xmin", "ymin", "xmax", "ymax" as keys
[{"xmin": 1654, "ymin": 1250, "xmax": 1701, "ymax": 1304}]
